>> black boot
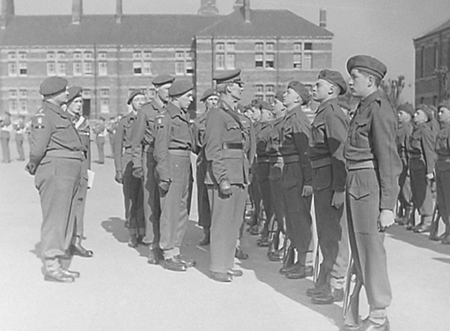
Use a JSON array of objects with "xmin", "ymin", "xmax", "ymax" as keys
[
  {"xmin": 279, "ymin": 246, "xmax": 295, "ymax": 274},
  {"xmin": 70, "ymin": 236, "xmax": 93, "ymax": 258}
]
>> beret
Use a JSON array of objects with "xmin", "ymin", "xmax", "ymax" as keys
[
  {"xmin": 169, "ymin": 80, "xmax": 194, "ymax": 97},
  {"xmin": 416, "ymin": 104, "xmax": 433, "ymax": 121},
  {"xmin": 318, "ymin": 69, "xmax": 347, "ymax": 95},
  {"xmin": 127, "ymin": 90, "xmax": 145, "ymax": 105},
  {"xmin": 346, "ymin": 55, "xmax": 387, "ymax": 79},
  {"xmin": 397, "ymin": 103, "xmax": 415, "ymax": 117},
  {"xmin": 67, "ymin": 86, "xmax": 82, "ymax": 104},
  {"xmin": 152, "ymin": 74, "xmax": 174, "ymax": 86},
  {"xmin": 200, "ymin": 88, "xmax": 218, "ymax": 102},
  {"xmin": 259, "ymin": 101, "xmax": 273, "ymax": 111},
  {"xmin": 39, "ymin": 76, "xmax": 68, "ymax": 96},
  {"xmin": 214, "ymin": 69, "xmax": 242, "ymax": 84},
  {"xmin": 274, "ymin": 90, "xmax": 285, "ymax": 102},
  {"xmin": 438, "ymin": 100, "xmax": 450, "ymax": 111},
  {"xmin": 287, "ymin": 81, "xmax": 310, "ymax": 105}
]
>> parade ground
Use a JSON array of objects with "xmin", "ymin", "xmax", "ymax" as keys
[{"xmin": 1, "ymin": 143, "xmax": 450, "ymax": 331}]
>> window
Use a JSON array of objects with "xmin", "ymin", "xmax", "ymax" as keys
[
  {"xmin": 9, "ymin": 100, "xmax": 18, "ymax": 113},
  {"xmin": 266, "ymin": 85, "xmax": 274, "ymax": 94},
  {"xmin": 255, "ymin": 42, "xmax": 263, "ymax": 51},
  {"xmin": 99, "ymin": 62, "xmax": 108, "ymax": 76},
  {"xmin": 293, "ymin": 53, "xmax": 302, "ymax": 69},
  {"xmin": 47, "ymin": 62, "xmax": 56, "ymax": 75},
  {"xmin": 265, "ymin": 53, "xmax": 274, "ymax": 68},
  {"xmin": 100, "ymin": 89, "xmax": 109, "ymax": 98},
  {"xmin": 421, "ymin": 46, "xmax": 425, "ymax": 78},
  {"xmin": 18, "ymin": 52, "xmax": 27, "ymax": 60},
  {"xmin": 57, "ymin": 52, "xmax": 66, "ymax": 60},
  {"xmin": 73, "ymin": 62, "xmax": 82, "ymax": 76},
  {"xmin": 143, "ymin": 61, "xmax": 152, "ymax": 75},
  {"xmin": 304, "ymin": 42, "xmax": 312, "ymax": 50},
  {"xmin": 19, "ymin": 90, "xmax": 27, "ymax": 98},
  {"xmin": 294, "ymin": 43, "xmax": 302, "ymax": 52},
  {"xmin": 266, "ymin": 95, "xmax": 274, "ymax": 104},
  {"xmin": 175, "ymin": 61, "xmax": 185, "ymax": 75},
  {"xmin": 148, "ymin": 88, "xmax": 156, "ymax": 98},
  {"xmin": 255, "ymin": 53, "xmax": 263, "ymax": 68},
  {"xmin": 19, "ymin": 62, "xmax": 27, "ymax": 76},
  {"xmin": 186, "ymin": 60, "xmax": 194, "ymax": 75},
  {"xmin": 226, "ymin": 43, "xmax": 235, "ymax": 52},
  {"xmin": 100, "ymin": 99, "xmax": 109, "ymax": 113},
  {"xmin": 256, "ymin": 85, "xmax": 264, "ymax": 93},
  {"xmin": 216, "ymin": 43, "xmax": 225, "ymax": 52},
  {"xmin": 47, "ymin": 52, "xmax": 55, "ymax": 60},
  {"xmin": 84, "ymin": 51, "xmax": 93, "ymax": 59},
  {"xmin": 216, "ymin": 54, "xmax": 225, "ymax": 69},
  {"xmin": 8, "ymin": 52, "xmax": 16, "ymax": 60},
  {"xmin": 9, "ymin": 90, "xmax": 17, "ymax": 98},
  {"xmin": 98, "ymin": 51, "xmax": 107, "ymax": 59},
  {"xmin": 84, "ymin": 62, "xmax": 93, "ymax": 75},
  {"xmin": 143, "ymin": 51, "xmax": 152, "ymax": 59},
  {"xmin": 175, "ymin": 51, "xmax": 184, "ymax": 59},
  {"xmin": 133, "ymin": 62, "xmax": 142, "ymax": 75},
  {"xmin": 304, "ymin": 53, "xmax": 312, "ymax": 69},
  {"xmin": 133, "ymin": 51, "xmax": 142, "ymax": 59},
  {"xmin": 266, "ymin": 43, "xmax": 274, "ymax": 51},
  {"xmin": 20, "ymin": 100, "xmax": 28, "ymax": 113},
  {"xmin": 226, "ymin": 54, "xmax": 235, "ymax": 69},
  {"xmin": 8, "ymin": 63, "xmax": 17, "ymax": 76},
  {"xmin": 57, "ymin": 62, "xmax": 66, "ymax": 76},
  {"xmin": 73, "ymin": 52, "xmax": 82, "ymax": 59},
  {"xmin": 434, "ymin": 43, "xmax": 439, "ymax": 69}
]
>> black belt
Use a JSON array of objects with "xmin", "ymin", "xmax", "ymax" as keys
[{"xmin": 223, "ymin": 142, "xmax": 243, "ymax": 150}]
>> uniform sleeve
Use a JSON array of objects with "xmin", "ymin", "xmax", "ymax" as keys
[
  {"xmin": 247, "ymin": 121, "xmax": 257, "ymax": 167},
  {"xmin": 325, "ymin": 111, "xmax": 348, "ymax": 192},
  {"xmin": 292, "ymin": 114, "xmax": 312, "ymax": 186},
  {"xmin": 371, "ymin": 101, "xmax": 402, "ymax": 210},
  {"xmin": 154, "ymin": 114, "xmax": 171, "ymax": 182},
  {"xmin": 130, "ymin": 110, "xmax": 147, "ymax": 169},
  {"xmin": 113, "ymin": 119, "xmax": 125, "ymax": 173},
  {"xmin": 192, "ymin": 120, "xmax": 201, "ymax": 155},
  {"xmin": 29, "ymin": 114, "xmax": 52, "ymax": 166},
  {"xmin": 421, "ymin": 126, "xmax": 436, "ymax": 174},
  {"xmin": 205, "ymin": 110, "xmax": 228, "ymax": 183}
]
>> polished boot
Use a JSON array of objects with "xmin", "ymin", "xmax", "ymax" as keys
[
  {"xmin": 441, "ymin": 234, "xmax": 450, "ymax": 245},
  {"xmin": 70, "ymin": 236, "xmax": 93, "ymax": 257},
  {"xmin": 227, "ymin": 269, "xmax": 243, "ymax": 277},
  {"xmin": 160, "ymin": 257, "xmax": 187, "ymax": 271},
  {"xmin": 128, "ymin": 234, "xmax": 138, "ymax": 248},
  {"xmin": 147, "ymin": 247, "xmax": 163, "ymax": 265},
  {"xmin": 286, "ymin": 264, "xmax": 313, "ymax": 279},
  {"xmin": 312, "ymin": 287, "xmax": 344, "ymax": 304},
  {"xmin": 211, "ymin": 271, "xmax": 232, "ymax": 282},
  {"xmin": 360, "ymin": 318, "xmax": 390, "ymax": 331},
  {"xmin": 175, "ymin": 254, "xmax": 196, "ymax": 268},
  {"xmin": 306, "ymin": 268, "xmax": 328, "ymax": 296},
  {"xmin": 44, "ymin": 269, "xmax": 75, "ymax": 283},
  {"xmin": 268, "ymin": 248, "xmax": 284, "ymax": 262},
  {"xmin": 199, "ymin": 228, "xmax": 210, "ymax": 246},
  {"xmin": 414, "ymin": 216, "xmax": 432, "ymax": 233},
  {"xmin": 235, "ymin": 247, "xmax": 249, "ymax": 260},
  {"xmin": 279, "ymin": 246, "xmax": 295, "ymax": 274},
  {"xmin": 61, "ymin": 268, "xmax": 81, "ymax": 279},
  {"xmin": 257, "ymin": 236, "xmax": 269, "ymax": 247}
]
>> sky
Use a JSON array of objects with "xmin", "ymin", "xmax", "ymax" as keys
[{"xmin": 3, "ymin": 0, "xmax": 450, "ymax": 102}]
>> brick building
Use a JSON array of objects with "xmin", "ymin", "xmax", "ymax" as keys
[
  {"xmin": 414, "ymin": 18, "xmax": 450, "ymax": 106},
  {"xmin": 0, "ymin": 0, "xmax": 333, "ymax": 118}
]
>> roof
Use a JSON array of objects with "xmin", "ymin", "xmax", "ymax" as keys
[
  {"xmin": 0, "ymin": 14, "xmax": 220, "ymax": 47},
  {"xmin": 414, "ymin": 17, "xmax": 450, "ymax": 41},
  {"xmin": 196, "ymin": 9, "xmax": 333, "ymax": 39}
]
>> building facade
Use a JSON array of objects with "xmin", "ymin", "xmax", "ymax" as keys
[
  {"xmin": 0, "ymin": 0, "xmax": 333, "ymax": 118},
  {"xmin": 414, "ymin": 18, "xmax": 450, "ymax": 106}
]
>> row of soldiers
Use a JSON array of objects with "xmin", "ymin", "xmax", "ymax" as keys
[{"xmin": 0, "ymin": 111, "xmax": 28, "ymax": 162}]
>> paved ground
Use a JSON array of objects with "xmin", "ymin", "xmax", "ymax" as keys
[{"xmin": 1, "ymin": 142, "xmax": 450, "ymax": 331}]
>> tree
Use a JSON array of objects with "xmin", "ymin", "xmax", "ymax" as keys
[
  {"xmin": 381, "ymin": 75, "xmax": 405, "ymax": 108},
  {"xmin": 434, "ymin": 66, "xmax": 450, "ymax": 101}
]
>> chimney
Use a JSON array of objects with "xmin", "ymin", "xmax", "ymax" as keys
[
  {"xmin": 233, "ymin": 0, "xmax": 243, "ymax": 11},
  {"xmin": 1, "ymin": 0, "xmax": 15, "ymax": 29},
  {"xmin": 319, "ymin": 9, "xmax": 326, "ymax": 28},
  {"xmin": 198, "ymin": 0, "xmax": 219, "ymax": 16},
  {"xmin": 72, "ymin": 0, "xmax": 83, "ymax": 25},
  {"xmin": 243, "ymin": 0, "xmax": 250, "ymax": 23},
  {"xmin": 116, "ymin": 0, "xmax": 123, "ymax": 23}
]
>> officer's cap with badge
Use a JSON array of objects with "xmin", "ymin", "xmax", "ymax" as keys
[
  {"xmin": 346, "ymin": 55, "xmax": 387, "ymax": 80},
  {"xmin": 67, "ymin": 86, "xmax": 82, "ymax": 104},
  {"xmin": 200, "ymin": 88, "xmax": 218, "ymax": 102},
  {"xmin": 169, "ymin": 80, "xmax": 194, "ymax": 98},
  {"xmin": 318, "ymin": 69, "xmax": 347, "ymax": 95},
  {"xmin": 287, "ymin": 81, "xmax": 310, "ymax": 105},
  {"xmin": 152, "ymin": 74, "xmax": 174, "ymax": 87},
  {"xmin": 127, "ymin": 90, "xmax": 145, "ymax": 105},
  {"xmin": 39, "ymin": 76, "xmax": 68, "ymax": 97},
  {"xmin": 213, "ymin": 69, "xmax": 243, "ymax": 86}
]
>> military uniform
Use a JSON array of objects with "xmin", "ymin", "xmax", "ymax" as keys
[
  {"xmin": 115, "ymin": 112, "xmax": 145, "ymax": 239},
  {"xmin": 0, "ymin": 115, "xmax": 12, "ymax": 163},
  {"xmin": 130, "ymin": 98, "xmax": 165, "ymax": 247},
  {"xmin": 94, "ymin": 121, "xmax": 106, "ymax": 164},
  {"xmin": 154, "ymin": 101, "xmax": 193, "ymax": 261},
  {"xmin": 15, "ymin": 120, "xmax": 26, "ymax": 161}
]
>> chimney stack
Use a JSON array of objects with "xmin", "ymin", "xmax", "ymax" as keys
[
  {"xmin": 198, "ymin": 0, "xmax": 219, "ymax": 16},
  {"xmin": 72, "ymin": 0, "xmax": 83, "ymax": 25},
  {"xmin": 319, "ymin": 9, "xmax": 326, "ymax": 28},
  {"xmin": 243, "ymin": 0, "xmax": 250, "ymax": 23},
  {"xmin": 116, "ymin": 0, "xmax": 123, "ymax": 23},
  {"xmin": 1, "ymin": 0, "xmax": 15, "ymax": 29}
]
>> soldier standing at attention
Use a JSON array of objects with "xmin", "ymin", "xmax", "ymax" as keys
[
  {"xmin": 114, "ymin": 91, "xmax": 146, "ymax": 247},
  {"xmin": 26, "ymin": 76, "xmax": 84, "ymax": 282},
  {"xmin": 343, "ymin": 55, "xmax": 401, "ymax": 331},
  {"xmin": 308, "ymin": 69, "xmax": 349, "ymax": 305},
  {"xmin": 278, "ymin": 81, "xmax": 314, "ymax": 280},
  {"xmin": 435, "ymin": 100, "xmax": 450, "ymax": 244},
  {"xmin": 65, "ymin": 86, "xmax": 93, "ymax": 258},
  {"xmin": 395, "ymin": 103, "xmax": 414, "ymax": 225},
  {"xmin": 154, "ymin": 80, "xmax": 195, "ymax": 272},
  {"xmin": 204, "ymin": 69, "xmax": 255, "ymax": 282},
  {"xmin": 194, "ymin": 88, "xmax": 219, "ymax": 246},
  {"xmin": 0, "ymin": 111, "xmax": 12, "ymax": 163},
  {"xmin": 131, "ymin": 75, "xmax": 173, "ymax": 264},
  {"xmin": 14, "ymin": 115, "xmax": 27, "ymax": 161},
  {"xmin": 94, "ymin": 117, "xmax": 106, "ymax": 164}
]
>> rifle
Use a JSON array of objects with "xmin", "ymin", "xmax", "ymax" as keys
[{"xmin": 343, "ymin": 252, "xmax": 363, "ymax": 326}]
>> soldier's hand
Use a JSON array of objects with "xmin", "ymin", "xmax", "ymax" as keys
[
  {"xmin": 301, "ymin": 185, "xmax": 313, "ymax": 197},
  {"xmin": 132, "ymin": 167, "xmax": 144, "ymax": 179},
  {"xmin": 158, "ymin": 180, "xmax": 170, "ymax": 193},
  {"xmin": 219, "ymin": 179, "xmax": 232, "ymax": 197},
  {"xmin": 331, "ymin": 191, "xmax": 345, "ymax": 209},
  {"xmin": 115, "ymin": 171, "xmax": 123, "ymax": 184},
  {"xmin": 378, "ymin": 209, "xmax": 395, "ymax": 232},
  {"xmin": 25, "ymin": 162, "xmax": 36, "ymax": 175}
]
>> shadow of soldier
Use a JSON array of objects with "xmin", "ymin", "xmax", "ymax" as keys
[{"xmin": 101, "ymin": 217, "xmax": 128, "ymax": 244}]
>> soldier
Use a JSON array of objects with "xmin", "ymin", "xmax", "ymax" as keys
[
  {"xmin": 93, "ymin": 117, "xmax": 107, "ymax": 164},
  {"xmin": 65, "ymin": 86, "xmax": 93, "ymax": 258},
  {"xmin": 435, "ymin": 100, "xmax": 450, "ymax": 244},
  {"xmin": 194, "ymin": 88, "xmax": 218, "ymax": 246},
  {"xmin": 277, "ymin": 81, "xmax": 314, "ymax": 280},
  {"xmin": 26, "ymin": 76, "xmax": 84, "ymax": 282},
  {"xmin": 396, "ymin": 103, "xmax": 414, "ymax": 225},
  {"xmin": 407, "ymin": 104, "xmax": 436, "ymax": 233},
  {"xmin": 131, "ymin": 74, "xmax": 174, "ymax": 264},
  {"xmin": 107, "ymin": 116, "xmax": 118, "ymax": 158},
  {"xmin": 204, "ymin": 69, "xmax": 255, "ymax": 282},
  {"xmin": 14, "ymin": 115, "xmax": 26, "ymax": 161},
  {"xmin": 0, "ymin": 111, "xmax": 12, "ymax": 163},
  {"xmin": 308, "ymin": 69, "xmax": 349, "ymax": 305},
  {"xmin": 154, "ymin": 80, "xmax": 195, "ymax": 272},
  {"xmin": 114, "ymin": 90, "xmax": 146, "ymax": 247},
  {"xmin": 343, "ymin": 55, "xmax": 401, "ymax": 331}
]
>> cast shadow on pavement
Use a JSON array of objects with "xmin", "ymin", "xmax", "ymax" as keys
[
  {"xmin": 387, "ymin": 224, "xmax": 450, "ymax": 257},
  {"xmin": 101, "ymin": 217, "xmax": 129, "ymax": 244}
]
